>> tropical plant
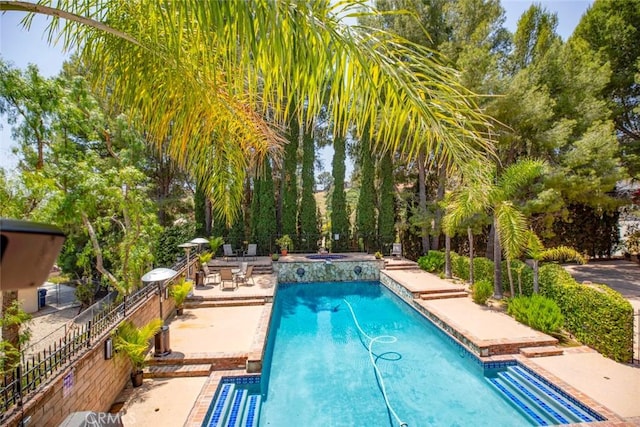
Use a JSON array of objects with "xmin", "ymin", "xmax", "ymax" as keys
[
  {"xmin": 276, "ymin": 235, "xmax": 293, "ymax": 252},
  {"xmin": 197, "ymin": 252, "xmax": 213, "ymax": 269},
  {"xmin": 443, "ymin": 158, "xmax": 546, "ymax": 298},
  {"xmin": 208, "ymin": 236, "xmax": 224, "ymax": 257},
  {"xmin": 526, "ymin": 232, "xmax": 587, "ymax": 293},
  {"xmin": 113, "ymin": 318, "xmax": 162, "ymax": 373},
  {"xmin": 170, "ymin": 278, "xmax": 193, "ymax": 311},
  {"xmin": 0, "ymin": 299, "xmax": 32, "ymax": 371},
  {"xmin": 5, "ymin": 0, "xmax": 494, "ymax": 225},
  {"xmin": 374, "ymin": 251, "xmax": 383, "ymax": 260}
]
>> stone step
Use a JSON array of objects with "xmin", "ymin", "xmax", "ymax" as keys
[
  {"xmin": 384, "ymin": 264, "xmax": 420, "ymax": 270},
  {"xmin": 147, "ymin": 351, "xmax": 247, "ymax": 369},
  {"xmin": 145, "ymin": 363, "xmax": 211, "ymax": 378},
  {"xmin": 419, "ymin": 291, "xmax": 468, "ymax": 300},
  {"xmin": 185, "ymin": 298, "xmax": 265, "ymax": 308},
  {"xmin": 419, "ymin": 286, "xmax": 466, "ymax": 294},
  {"xmin": 519, "ymin": 346, "xmax": 564, "ymax": 358}
]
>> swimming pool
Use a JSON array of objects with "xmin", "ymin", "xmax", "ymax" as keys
[{"xmin": 259, "ymin": 281, "xmax": 533, "ymax": 426}]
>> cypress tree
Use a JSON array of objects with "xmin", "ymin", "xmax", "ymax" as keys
[
  {"xmin": 356, "ymin": 128, "xmax": 377, "ymax": 252},
  {"xmin": 194, "ymin": 184, "xmax": 207, "ymax": 236},
  {"xmin": 281, "ymin": 115, "xmax": 299, "ymax": 238},
  {"xmin": 331, "ymin": 135, "xmax": 349, "ymax": 252},
  {"xmin": 250, "ymin": 158, "xmax": 277, "ymax": 255},
  {"xmin": 299, "ymin": 126, "xmax": 318, "ymax": 250},
  {"xmin": 378, "ymin": 150, "xmax": 395, "ymax": 251}
]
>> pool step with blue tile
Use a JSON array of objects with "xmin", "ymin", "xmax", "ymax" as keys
[
  {"xmin": 225, "ymin": 389, "xmax": 248, "ymax": 427},
  {"xmin": 241, "ymin": 394, "xmax": 262, "ymax": 427},
  {"xmin": 206, "ymin": 383, "xmax": 235, "ymax": 427},
  {"xmin": 204, "ymin": 385, "xmax": 263, "ymax": 427},
  {"xmin": 488, "ymin": 366, "xmax": 601, "ymax": 426}
]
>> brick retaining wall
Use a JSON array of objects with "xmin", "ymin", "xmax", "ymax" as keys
[{"xmin": 3, "ymin": 293, "xmax": 175, "ymax": 427}]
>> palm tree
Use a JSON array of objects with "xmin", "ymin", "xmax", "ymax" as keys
[
  {"xmin": 526, "ymin": 232, "xmax": 587, "ymax": 293},
  {"xmin": 3, "ymin": 0, "xmax": 494, "ymax": 224},
  {"xmin": 443, "ymin": 158, "xmax": 546, "ymax": 298}
]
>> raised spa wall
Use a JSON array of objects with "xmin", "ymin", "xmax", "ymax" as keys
[{"xmin": 273, "ymin": 256, "xmax": 385, "ymax": 282}]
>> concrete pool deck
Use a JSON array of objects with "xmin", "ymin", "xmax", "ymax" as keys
[{"xmin": 117, "ymin": 266, "xmax": 640, "ymax": 426}]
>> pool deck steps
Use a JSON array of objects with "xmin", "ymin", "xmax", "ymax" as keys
[
  {"xmin": 488, "ymin": 365, "xmax": 601, "ymax": 425},
  {"xmin": 520, "ymin": 346, "xmax": 564, "ymax": 358},
  {"xmin": 418, "ymin": 290, "xmax": 468, "ymax": 300},
  {"xmin": 146, "ymin": 363, "xmax": 212, "ymax": 378},
  {"xmin": 203, "ymin": 383, "xmax": 262, "ymax": 427},
  {"xmin": 186, "ymin": 298, "xmax": 266, "ymax": 308}
]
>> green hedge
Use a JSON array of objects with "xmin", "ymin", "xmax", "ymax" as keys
[
  {"xmin": 417, "ymin": 251, "xmax": 445, "ymax": 273},
  {"xmin": 539, "ymin": 264, "xmax": 634, "ymax": 362}
]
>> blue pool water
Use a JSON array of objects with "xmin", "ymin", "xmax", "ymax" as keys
[{"xmin": 259, "ymin": 281, "xmax": 534, "ymax": 427}]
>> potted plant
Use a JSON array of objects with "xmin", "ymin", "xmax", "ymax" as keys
[
  {"xmin": 208, "ymin": 236, "xmax": 224, "ymax": 258},
  {"xmin": 197, "ymin": 251, "xmax": 212, "ymax": 271},
  {"xmin": 275, "ymin": 235, "xmax": 293, "ymax": 256},
  {"xmin": 374, "ymin": 251, "xmax": 383, "ymax": 260},
  {"xmin": 113, "ymin": 318, "xmax": 162, "ymax": 387},
  {"xmin": 271, "ymin": 253, "xmax": 280, "ymax": 261},
  {"xmin": 170, "ymin": 278, "xmax": 193, "ymax": 315}
]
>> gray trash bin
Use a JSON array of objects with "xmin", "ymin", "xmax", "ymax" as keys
[
  {"xmin": 38, "ymin": 288, "xmax": 47, "ymax": 309},
  {"xmin": 154, "ymin": 325, "xmax": 171, "ymax": 357}
]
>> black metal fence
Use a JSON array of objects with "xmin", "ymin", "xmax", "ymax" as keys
[{"xmin": 0, "ymin": 257, "xmax": 192, "ymax": 419}]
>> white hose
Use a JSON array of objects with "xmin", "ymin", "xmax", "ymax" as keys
[{"xmin": 343, "ymin": 299, "xmax": 408, "ymax": 427}]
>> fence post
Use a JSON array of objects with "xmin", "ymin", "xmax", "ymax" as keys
[
  {"xmin": 87, "ymin": 320, "xmax": 92, "ymax": 348},
  {"xmin": 15, "ymin": 365, "xmax": 22, "ymax": 406}
]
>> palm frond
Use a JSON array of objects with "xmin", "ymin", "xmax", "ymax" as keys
[
  {"xmin": 498, "ymin": 158, "xmax": 546, "ymax": 200},
  {"xmin": 495, "ymin": 202, "xmax": 528, "ymax": 260},
  {"xmin": 24, "ymin": 0, "xmax": 496, "ymax": 221}
]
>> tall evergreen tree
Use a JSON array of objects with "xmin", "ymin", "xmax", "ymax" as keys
[
  {"xmin": 194, "ymin": 184, "xmax": 207, "ymax": 236},
  {"xmin": 281, "ymin": 116, "xmax": 299, "ymax": 237},
  {"xmin": 378, "ymin": 150, "xmax": 395, "ymax": 251},
  {"xmin": 331, "ymin": 135, "xmax": 349, "ymax": 252},
  {"xmin": 356, "ymin": 129, "xmax": 377, "ymax": 251},
  {"xmin": 250, "ymin": 158, "xmax": 277, "ymax": 255},
  {"xmin": 299, "ymin": 124, "xmax": 319, "ymax": 248}
]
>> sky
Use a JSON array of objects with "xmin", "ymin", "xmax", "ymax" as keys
[{"xmin": 0, "ymin": 1, "xmax": 594, "ymax": 174}]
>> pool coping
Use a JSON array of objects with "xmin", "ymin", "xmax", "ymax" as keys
[{"xmin": 185, "ymin": 275, "xmax": 629, "ymax": 426}]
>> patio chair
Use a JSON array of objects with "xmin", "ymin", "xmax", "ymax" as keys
[
  {"xmin": 243, "ymin": 243, "xmax": 257, "ymax": 261},
  {"xmin": 202, "ymin": 263, "xmax": 220, "ymax": 286},
  {"xmin": 236, "ymin": 265, "xmax": 255, "ymax": 286},
  {"xmin": 390, "ymin": 243, "xmax": 402, "ymax": 258},
  {"xmin": 219, "ymin": 268, "xmax": 237, "ymax": 290},
  {"xmin": 223, "ymin": 244, "xmax": 237, "ymax": 261}
]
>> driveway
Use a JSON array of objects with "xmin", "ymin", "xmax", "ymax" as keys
[{"xmin": 563, "ymin": 259, "xmax": 640, "ymax": 300}]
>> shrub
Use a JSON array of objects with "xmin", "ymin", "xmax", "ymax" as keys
[
  {"xmin": 473, "ymin": 257, "xmax": 495, "ymax": 283},
  {"xmin": 450, "ymin": 252, "xmax": 469, "ymax": 280},
  {"xmin": 539, "ymin": 264, "xmax": 633, "ymax": 362},
  {"xmin": 472, "ymin": 279, "xmax": 493, "ymax": 305},
  {"xmin": 507, "ymin": 294, "xmax": 564, "ymax": 334},
  {"xmin": 417, "ymin": 250, "xmax": 445, "ymax": 273},
  {"xmin": 500, "ymin": 259, "xmax": 534, "ymax": 296}
]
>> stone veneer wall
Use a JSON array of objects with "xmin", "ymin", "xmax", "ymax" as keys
[
  {"xmin": 273, "ymin": 259, "xmax": 384, "ymax": 283},
  {"xmin": 4, "ymin": 293, "xmax": 175, "ymax": 427}
]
